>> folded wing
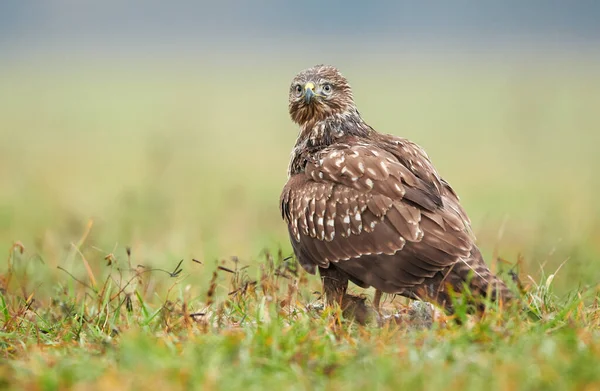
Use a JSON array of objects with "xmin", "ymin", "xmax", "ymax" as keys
[{"xmin": 280, "ymin": 141, "xmax": 475, "ymax": 292}]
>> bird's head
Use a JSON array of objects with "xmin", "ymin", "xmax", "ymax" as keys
[{"xmin": 288, "ymin": 65, "xmax": 355, "ymax": 125}]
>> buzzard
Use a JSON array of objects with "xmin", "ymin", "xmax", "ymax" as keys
[{"xmin": 280, "ymin": 65, "xmax": 513, "ymax": 322}]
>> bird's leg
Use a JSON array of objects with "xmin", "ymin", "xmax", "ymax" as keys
[
  {"xmin": 318, "ymin": 266, "xmax": 348, "ymax": 307},
  {"xmin": 319, "ymin": 266, "xmax": 377, "ymax": 325},
  {"xmin": 373, "ymin": 289, "xmax": 383, "ymax": 314}
]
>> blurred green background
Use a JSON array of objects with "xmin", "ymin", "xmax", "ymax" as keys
[{"xmin": 1, "ymin": 2, "xmax": 599, "ymax": 294}]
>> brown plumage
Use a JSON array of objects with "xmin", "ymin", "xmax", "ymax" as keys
[{"xmin": 280, "ymin": 65, "xmax": 513, "ymax": 321}]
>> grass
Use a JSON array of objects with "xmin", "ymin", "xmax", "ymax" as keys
[{"xmin": 1, "ymin": 57, "xmax": 600, "ymax": 390}]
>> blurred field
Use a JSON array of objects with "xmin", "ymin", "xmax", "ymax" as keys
[
  {"xmin": 1, "ymin": 58, "xmax": 599, "ymax": 290},
  {"xmin": 1, "ymin": 57, "xmax": 600, "ymax": 389}
]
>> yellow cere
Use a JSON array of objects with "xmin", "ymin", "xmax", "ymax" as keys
[{"xmin": 304, "ymin": 82, "xmax": 315, "ymax": 91}]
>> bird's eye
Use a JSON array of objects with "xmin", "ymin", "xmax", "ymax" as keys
[
  {"xmin": 294, "ymin": 84, "xmax": 303, "ymax": 97},
  {"xmin": 322, "ymin": 83, "xmax": 333, "ymax": 95}
]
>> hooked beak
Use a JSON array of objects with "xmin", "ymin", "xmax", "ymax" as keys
[{"xmin": 304, "ymin": 82, "xmax": 315, "ymax": 103}]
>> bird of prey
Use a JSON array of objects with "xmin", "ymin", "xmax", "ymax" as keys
[{"xmin": 280, "ymin": 65, "xmax": 513, "ymax": 322}]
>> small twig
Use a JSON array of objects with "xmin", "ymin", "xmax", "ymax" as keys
[
  {"xmin": 57, "ymin": 266, "xmax": 94, "ymax": 291},
  {"xmin": 126, "ymin": 247, "xmax": 132, "ymax": 270},
  {"xmin": 218, "ymin": 266, "xmax": 235, "ymax": 274},
  {"xmin": 274, "ymin": 270, "xmax": 291, "ymax": 279},
  {"xmin": 71, "ymin": 243, "xmax": 97, "ymax": 288},
  {"xmin": 108, "ymin": 260, "xmax": 185, "ymax": 303},
  {"xmin": 136, "ymin": 259, "xmax": 184, "ymax": 278}
]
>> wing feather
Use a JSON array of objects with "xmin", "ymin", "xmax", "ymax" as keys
[{"xmin": 280, "ymin": 141, "xmax": 476, "ymax": 291}]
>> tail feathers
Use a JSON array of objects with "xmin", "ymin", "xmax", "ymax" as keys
[
  {"xmin": 456, "ymin": 246, "xmax": 514, "ymax": 302},
  {"xmin": 414, "ymin": 246, "xmax": 514, "ymax": 313}
]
